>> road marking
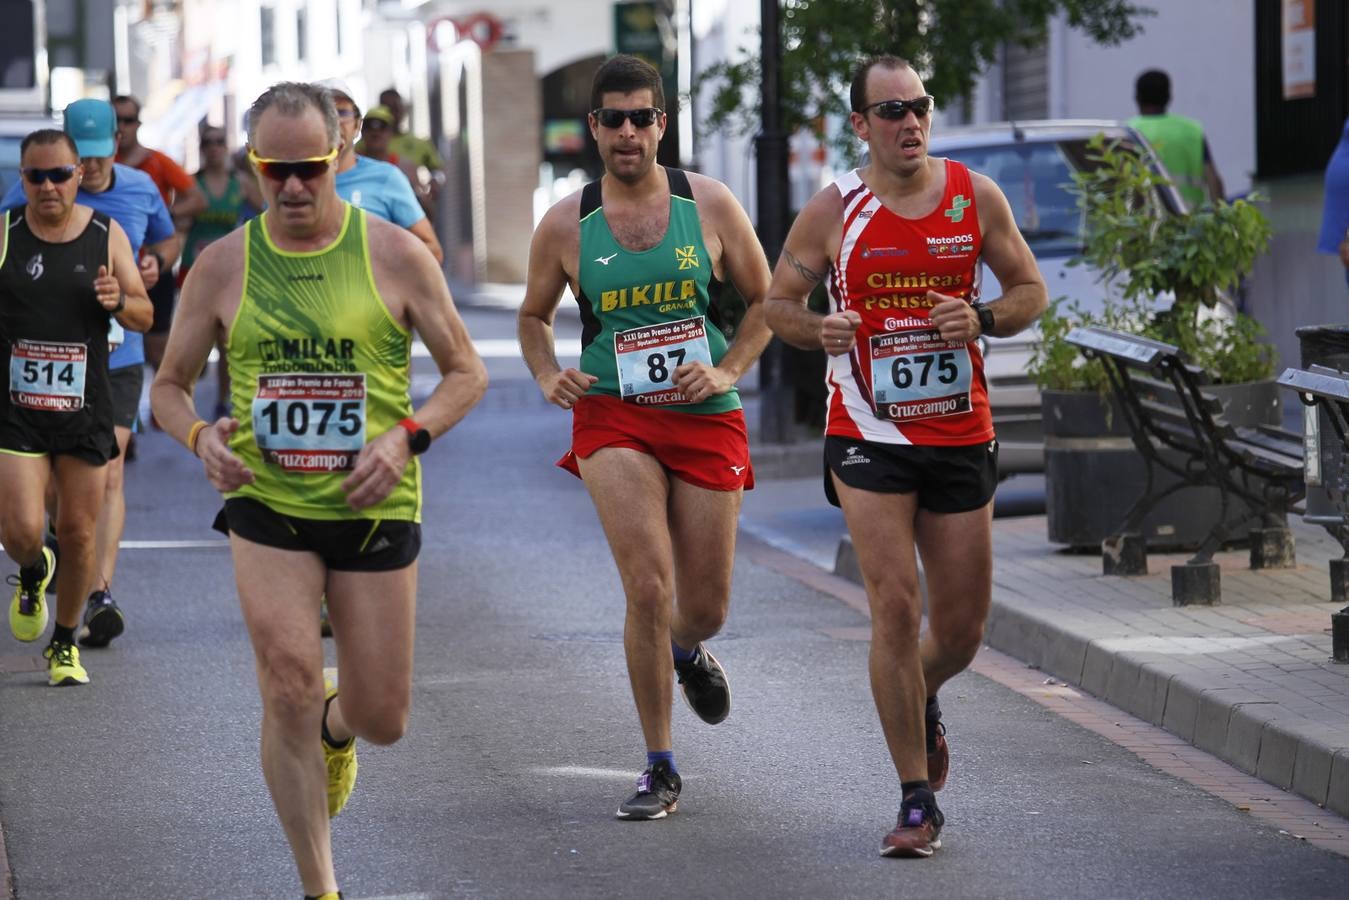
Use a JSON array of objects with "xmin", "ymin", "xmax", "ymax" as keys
[{"xmin": 530, "ymin": 765, "xmax": 633, "ymax": 780}]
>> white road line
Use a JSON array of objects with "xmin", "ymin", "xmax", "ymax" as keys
[{"xmin": 530, "ymin": 765, "xmax": 634, "ymax": 780}]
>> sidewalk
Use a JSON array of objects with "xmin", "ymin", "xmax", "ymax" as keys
[{"xmin": 742, "ymin": 477, "xmax": 1349, "ymax": 820}]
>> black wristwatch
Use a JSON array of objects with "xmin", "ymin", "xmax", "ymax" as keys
[
  {"xmin": 972, "ymin": 301, "xmax": 995, "ymax": 336},
  {"xmin": 399, "ymin": 418, "xmax": 431, "ymax": 455}
]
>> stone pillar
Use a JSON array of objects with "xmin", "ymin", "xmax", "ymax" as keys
[{"xmin": 479, "ymin": 49, "xmax": 540, "ymax": 284}]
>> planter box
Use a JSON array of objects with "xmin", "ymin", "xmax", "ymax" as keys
[{"xmin": 1042, "ymin": 382, "xmax": 1282, "ymax": 551}]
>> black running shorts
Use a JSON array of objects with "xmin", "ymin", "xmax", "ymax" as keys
[
  {"xmin": 0, "ymin": 426, "xmax": 118, "ymax": 466},
  {"xmin": 108, "ymin": 364, "xmax": 143, "ymax": 431},
  {"xmin": 213, "ymin": 496, "xmax": 421, "ymax": 572},
  {"xmin": 824, "ymin": 435, "xmax": 998, "ymax": 514}
]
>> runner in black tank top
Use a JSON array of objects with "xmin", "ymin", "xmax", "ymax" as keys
[
  {"xmin": 1, "ymin": 129, "xmax": 154, "ymax": 688},
  {"xmin": 0, "ymin": 206, "xmax": 117, "ymax": 462}
]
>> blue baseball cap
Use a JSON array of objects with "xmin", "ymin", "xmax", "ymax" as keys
[{"xmin": 63, "ymin": 99, "xmax": 117, "ymax": 158}]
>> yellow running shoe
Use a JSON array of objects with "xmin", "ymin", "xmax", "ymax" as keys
[
  {"xmin": 322, "ymin": 667, "xmax": 357, "ymax": 817},
  {"xmin": 44, "ymin": 640, "xmax": 89, "ymax": 686},
  {"xmin": 9, "ymin": 546, "xmax": 55, "ymax": 642}
]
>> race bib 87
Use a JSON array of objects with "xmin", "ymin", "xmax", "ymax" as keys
[
  {"xmin": 868, "ymin": 329, "xmax": 972, "ymax": 422},
  {"xmin": 614, "ymin": 316, "xmax": 713, "ymax": 406},
  {"xmin": 252, "ymin": 373, "xmax": 366, "ymax": 472}
]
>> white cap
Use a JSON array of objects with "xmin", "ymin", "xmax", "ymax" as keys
[{"xmin": 316, "ymin": 78, "xmax": 361, "ymax": 117}]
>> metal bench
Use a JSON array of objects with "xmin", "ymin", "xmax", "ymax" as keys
[
  {"xmin": 1277, "ymin": 364, "xmax": 1349, "ymax": 662},
  {"xmin": 1065, "ymin": 326, "xmax": 1309, "ymax": 605}
]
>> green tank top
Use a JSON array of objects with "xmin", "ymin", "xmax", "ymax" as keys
[
  {"xmin": 1128, "ymin": 113, "xmax": 1207, "ymax": 208},
  {"xmin": 575, "ymin": 168, "xmax": 739, "ymax": 415},
  {"xmin": 227, "ymin": 204, "xmax": 420, "ymax": 521},
  {"xmin": 183, "ymin": 171, "xmax": 243, "ymax": 269}
]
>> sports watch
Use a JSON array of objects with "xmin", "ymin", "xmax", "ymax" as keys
[
  {"xmin": 399, "ymin": 418, "xmax": 431, "ymax": 455},
  {"xmin": 971, "ymin": 301, "xmax": 995, "ymax": 336}
]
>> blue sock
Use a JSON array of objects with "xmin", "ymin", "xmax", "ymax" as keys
[
  {"xmin": 647, "ymin": 750, "xmax": 676, "ymax": 773},
  {"xmin": 671, "ymin": 640, "xmax": 697, "ymax": 663}
]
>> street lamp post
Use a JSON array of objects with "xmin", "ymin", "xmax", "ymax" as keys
[{"xmin": 755, "ymin": 0, "xmax": 793, "ymax": 444}]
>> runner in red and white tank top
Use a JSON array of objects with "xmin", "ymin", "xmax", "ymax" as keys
[{"xmin": 825, "ymin": 159, "xmax": 993, "ymax": 447}]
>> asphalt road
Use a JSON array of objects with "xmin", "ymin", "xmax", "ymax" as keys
[{"xmin": 0, "ymin": 304, "xmax": 1341, "ymax": 899}]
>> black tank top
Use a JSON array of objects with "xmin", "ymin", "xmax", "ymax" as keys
[{"xmin": 0, "ymin": 206, "xmax": 115, "ymax": 439}]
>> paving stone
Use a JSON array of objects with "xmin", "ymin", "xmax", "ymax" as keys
[
  {"xmin": 1290, "ymin": 726, "xmax": 1349, "ymax": 807},
  {"xmin": 1193, "ymin": 689, "xmax": 1268, "ymax": 757},
  {"xmin": 1160, "ymin": 677, "xmax": 1202, "ymax": 743},
  {"xmin": 1080, "ymin": 641, "xmax": 1116, "ymax": 698},
  {"xmin": 1221, "ymin": 702, "xmax": 1279, "ymax": 775}
]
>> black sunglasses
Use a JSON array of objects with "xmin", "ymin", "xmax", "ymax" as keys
[
  {"xmin": 22, "ymin": 165, "xmax": 78, "ymax": 185},
  {"xmin": 861, "ymin": 96, "xmax": 935, "ymax": 120},
  {"xmin": 117, "ymin": 116, "xmax": 140, "ymax": 125},
  {"xmin": 201, "ymin": 138, "xmax": 226, "ymax": 147},
  {"xmin": 592, "ymin": 107, "xmax": 663, "ymax": 129}
]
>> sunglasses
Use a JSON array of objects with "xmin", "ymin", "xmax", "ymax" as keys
[
  {"xmin": 861, "ymin": 96, "xmax": 935, "ymax": 120},
  {"xmin": 22, "ymin": 165, "xmax": 79, "ymax": 185},
  {"xmin": 591, "ymin": 107, "xmax": 663, "ymax": 129},
  {"xmin": 247, "ymin": 147, "xmax": 338, "ymax": 182},
  {"xmin": 117, "ymin": 116, "xmax": 140, "ymax": 125},
  {"xmin": 336, "ymin": 108, "xmax": 360, "ymax": 120},
  {"xmin": 201, "ymin": 138, "xmax": 226, "ymax": 147},
  {"xmin": 362, "ymin": 119, "xmax": 389, "ymax": 130}
]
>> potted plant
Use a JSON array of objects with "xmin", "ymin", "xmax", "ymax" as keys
[{"xmin": 1032, "ymin": 133, "xmax": 1276, "ymax": 549}]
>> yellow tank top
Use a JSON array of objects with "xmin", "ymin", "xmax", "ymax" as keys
[{"xmin": 226, "ymin": 204, "xmax": 420, "ymax": 521}]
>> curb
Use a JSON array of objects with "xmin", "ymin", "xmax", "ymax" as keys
[{"xmin": 834, "ymin": 535, "xmax": 1349, "ymax": 819}]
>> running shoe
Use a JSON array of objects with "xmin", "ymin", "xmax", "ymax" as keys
[
  {"xmin": 78, "ymin": 589, "xmax": 125, "ymax": 648},
  {"xmin": 616, "ymin": 760, "xmax": 681, "ymax": 820},
  {"xmin": 927, "ymin": 710, "xmax": 949, "ymax": 792},
  {"xmin": 8, "ymin": 546, "xmax": 55, "ymax": 642},
  {"xmin": 322, "ymin": 667, "xmax": 357, "ymax": 818},
  {"xmin": 880, "ymin": 789, "xmax": 944, "ymax": 858},
  {"xmin": 44, "ymin": 640, "xmax": 89, "ymax": 686},
  {"xmin": 673, "ymin": 644, "xmax": 731, "ymax": 724},
  {"xmin": 303, "ymin": 892, "xmax": 343, "ymax": 900}
]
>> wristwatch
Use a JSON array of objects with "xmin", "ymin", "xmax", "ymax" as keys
[
  {"xmin": 398, "ymin": 418, "xmax": 431, "ymax": 455},
  {"xmin": 972, "ymin": 301, "xmax": 995, "ymax": 336}
]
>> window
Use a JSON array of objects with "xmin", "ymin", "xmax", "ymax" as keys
[
  {"xmin": 260, "ymin": 7, "xmax": 276, "ymax": 67},
  {"xmin": 297, "ymin": 6, "xmax": 308, "ymax": 62}
]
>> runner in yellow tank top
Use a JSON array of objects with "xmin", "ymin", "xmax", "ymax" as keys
[{"xmin": 150, "ymin": 82, "xmax": 486, "ymax": 900}]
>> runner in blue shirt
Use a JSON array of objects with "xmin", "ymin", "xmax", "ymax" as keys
[
  {"xmin": 1, "ymin": 99, "xmax": 177, "ymax": 649},
  {"xmin": 323, "ymin": 81, "xmax": 443, "ymax": 263}
]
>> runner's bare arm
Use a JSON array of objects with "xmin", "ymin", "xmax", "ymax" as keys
[
  {"xmin": 342, "ymin": 225, "xmax": 488, "ymax": 510},
  {"xmin": 103, "ymin": 218, "xmax": 152, "ymax": 331},
  {"xmin": 407, "ymin": 216, "xmax": 445, "ymax": 264},
  {"xmin": 764, "ymin": 188, "xmax": 859, "ymax": 356},
  {"xmin": 966, "ymin": 172, "xmax": 1047, "ymax": 337},
  {"xmin": 518, "ymin": 198, "xmax": 596, "ymax": 408},
  {"xmin": 150, "ymin": 232, "xmax": 256, "ymax": 492},
  {"xmin": 674, "ymin": 176, "xmax": 773, "ymax": 401}
]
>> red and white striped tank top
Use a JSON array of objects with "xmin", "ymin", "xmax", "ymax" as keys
[{"xmin": 825, "ymin": 160, "xmax": 994, "ymax": 446}]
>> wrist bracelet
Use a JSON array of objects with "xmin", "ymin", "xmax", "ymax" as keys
[
  {"xmin": 113, "ymin": 293, "xmax": 126, "ymax": 314},
  {"xmin": 186, "ymin": 420, "xmax": 208, "ymax": 456}
]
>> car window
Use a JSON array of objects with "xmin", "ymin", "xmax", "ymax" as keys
[
  {"xmin": 936, "ymin": 136, "xmax": 1177, "ymax": 259},
  {"xmin": 0, "ymin": 135, "xmax": 20, "ymax": 199},
  {"xmin": 937, "ymin": 141, "xmax": 1083, "ymax": 257}
]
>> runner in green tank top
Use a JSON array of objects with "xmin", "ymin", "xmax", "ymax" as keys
[
  {"xmin": 519, "ymin": 55, "xmax": 773, "ymax": 822},
  {"xmin": 150, "ymin": 82, "xmax": 486, "ymax": 900}
]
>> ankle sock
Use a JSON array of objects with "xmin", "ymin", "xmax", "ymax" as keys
[
  {"xmin": 647, "ymin": 750, "xmax": 676, "ymax": 773},
  {"xmin": 671, "ymin": 640, "xmax": 697, "ymax": 664},
  {"xmin": 19, "ymin": 556, "xmax": 47, "ymax": 589},
  {"xmin": 900, "ymin": 779, "xmax": 931, "ymax": 802},
  {"xmin": 321, "ymin": 694, "xmax": 350, "ymax": 749},
  {"xmin": 51, "ymin": 624, "xmax": 75, "ymax": 646}
]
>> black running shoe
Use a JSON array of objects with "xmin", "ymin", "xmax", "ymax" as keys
[
  {"xmin": 674, "ymin": 644, "xmax": 731, "ymax": 724},
  {"xmin": 78, "ymin": 590, "xmax": 125, "ymax": 648},
  {"xmin": 616, "ymin": 761, "xmax": 682, "ymax": 820}
]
